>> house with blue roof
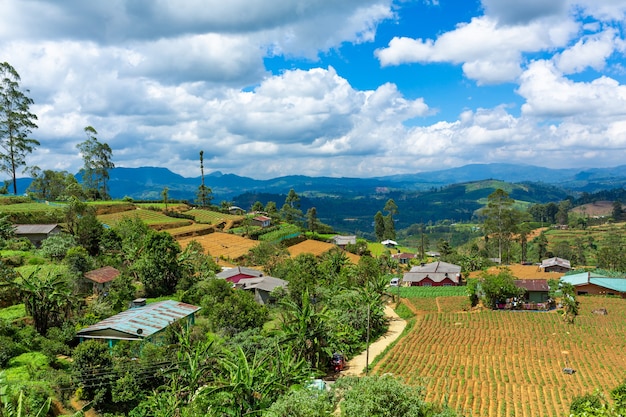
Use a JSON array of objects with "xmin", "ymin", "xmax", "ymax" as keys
[
  {"xmin": 77, "ymin": 299, "xmax": 201, "ymax": 348},
  {"xmin": 560, "ymin": 272, "xmax": 626, "ymax": 297}
]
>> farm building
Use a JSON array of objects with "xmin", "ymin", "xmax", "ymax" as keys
[
  {"xmin": 77, "ymin": 300, "xmax": 201, "ymax": 348},
  {"xmin": 251, "ymin": 215, "xmax": 271, "ymax": 228},
  {"xmin": 332, "ymin": 235, "xmax": 356, "ymax": 248},
  {"xmin": 402, "ymin": 261, "xmax": 461, "ymax": 286},
  {"xmin": 560, "ymin": 272, "xmax": 626, "ymax": 297},
  {"xmin": 514, "ymin": 279, "xmax": 550, "ymax": 303},
  {"xmin": 13, "ymin": 224, "xmax": 63, "ymax": 246},
  {"xmin": 540, "ymin": 257, "xmax": 571, "ymax": 273},
  {"xmin": 381, "ymin": 239, "xmax": 398, "ymax": 248},
  {"xmin": 217, "ymin": 266, "xmax": 264, "ymax": 284},
  {"xmin": 392, "ymin": 252, "xmax": 416, "ymax": 265},
  {"xmin": 83, "ymin": 266, "xmax": 120, "ymax": 295},
  {"xmin": 235, "ymin": 276, "xmax": 288, "ymax": 305}
]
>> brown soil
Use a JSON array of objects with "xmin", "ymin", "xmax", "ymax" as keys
[{"xmin": 342, "ymin": 305, "xmax": 407, "ymax": 376}]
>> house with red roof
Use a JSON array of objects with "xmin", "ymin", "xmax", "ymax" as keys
[
  {"xmin": 83, "ymin": 266, "xmax": 120, "ymax": 295},
  {"xmin": 402, "ymin": 261, "xmax": 461, "ymax": 286},
  {"xmin": 216, "ymin": 266, "xmax": 264, "ymax": 284}
]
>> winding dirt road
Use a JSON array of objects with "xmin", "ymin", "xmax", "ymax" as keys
[{"xmin": 342, "ymin": 304, "xmax": 407, "ymax": 376}]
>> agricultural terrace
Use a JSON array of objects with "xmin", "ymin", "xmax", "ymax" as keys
[
  {"xmin": 542, "ymin": 222, "xmax": 626, "ymax": 265},
  {"xmin": 287, "ymin": 239, "xmax": 360, "ymax": 264},
  {"xmin": 375, "ymin": 296, "xmax": 626, "ymax": 417},
  {"xmin": 181, "ymin": 208, "xmax": 243, "ymax": 225},
  {"xmin": 467, "ymin": 264, "xmax": 566, "ymax": 280},
  {"xmin": 177, "ymin": 232, "xmax": 259, "ymax": 261},
  {"xmin": 97, "ymin": 208, "xmax": 192, "ymax": 229},
  {"xmin": 0, "ymin": 201, "xmax": 64, "ymax": 214}
]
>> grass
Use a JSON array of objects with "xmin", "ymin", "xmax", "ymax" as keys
[
  {"xmin": 4, "ymin": 352, "xmax": 50, "ymax": 383},
  {"xmin": 0, "ymin": 202, "xmax": 63, "ymax": 213},
  {"xmin": 0, "ymin": 304, "xmax": 26, "ymax": 320}
]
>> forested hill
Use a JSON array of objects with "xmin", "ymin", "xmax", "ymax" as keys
[
  {"xmin": 233, "ymin": 180, "xmax": 569, "ymax": 236},
  {"xmin": 83, "ymin": 163, "xmax": 626, "ymax": 201},
  {"xmin": 10, "ymin": 163, "xmax": 626, "ymax": 233}
]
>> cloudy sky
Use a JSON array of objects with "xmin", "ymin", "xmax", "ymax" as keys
[{"xmin": 2, "ymin": 0, "xmax": 626, "ymax": 180}]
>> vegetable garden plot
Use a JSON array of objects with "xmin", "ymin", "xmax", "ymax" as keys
[
  {"xmin": 177, "ymin": 232, "xmax": 259, "ymax": 260},
  {"xmin": 374, "ymin": 296, "xmax": 626, "ymax": 417}
]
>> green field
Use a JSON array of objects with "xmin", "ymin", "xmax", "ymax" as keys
[
  {"xmin": 182, "ymin": 209, "xmax": 243, "ymax": 224},
  {"xmin": 398, "ymin": 286, "xmax": 468, "ymax": 298},
  {"xmin": 97, "ymin": 208, "xmax": 192, "ymax": 227}
]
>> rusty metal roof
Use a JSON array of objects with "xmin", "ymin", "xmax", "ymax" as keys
[
  {"xmin": 515, "ymin": 279, "xmax": 550, "ymax": 292},
  {"xmin": 84, "ymin": 266, "xmax": 120, "ymax": 284},
  {"xmin": 77, "ymin": 300, "xmax": 200, "ymax": 340}
]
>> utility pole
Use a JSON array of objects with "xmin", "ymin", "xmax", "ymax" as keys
[{"xmin": 365, "ymin": 302, "xmax": 370, "ymax": 375}]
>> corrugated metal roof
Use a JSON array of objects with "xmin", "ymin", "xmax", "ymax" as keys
[
  {"xmin": 561, "ymin": 272, "xmax": 592, "ymax": 286},
  {"xmin": 84, "ymin": 266, "xmax": 120, "ymax": 284},
  {"xmin": 216, "ymin": 266, "xmax": 263, "ymax": 279},
  {"xmin": 403, "ymin": 261, "xmax": 461, "ymax": 283},
  {"xmin": 77, "ymin": 300, "xmax": 200, "ymax": 340},
  {"xmin": 515, "ymin": 279, "xmax": 550, "ymax": 292},
  {"xmin": 589, "ymin": 278, "xmax": 626, "ymax": 293},
  {"xmin": 333, "ymin": 235, "xmax": 356, "ymax": 245},
  {"xmin": 541, "ymin": 257, "xmax": 571, "ymax": 269},
  {"xmin": 238, "ymin": 276, "xmax": 288, "ymax": 292},
  {"xmin": 14, "ymin": 224, "xmax": 61, "ymax": 234}
]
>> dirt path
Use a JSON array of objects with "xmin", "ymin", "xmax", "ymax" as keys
[{"xmin": 342, "ymin": 304, "xmax": 407, "ymax": 376}]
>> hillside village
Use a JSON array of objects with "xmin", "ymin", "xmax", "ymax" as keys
[{"xmin": 1, "ymin": 187, "xmax": 626, "ymax": 416}]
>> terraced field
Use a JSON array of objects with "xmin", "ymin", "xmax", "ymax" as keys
[
  {"xmin": 181, "ymin": 208, "xmax": 243, "ymax": 224},
  {"xmin": 177, "ymin": 232, "xmax": 259, "ymax": 260},
  {"xmin": 375, "ymin": 296, "xmax": 626, "ymax": 417},
  {"xmin": 97, "ymin": 208, "xmax": 192, "ymax": 228}
]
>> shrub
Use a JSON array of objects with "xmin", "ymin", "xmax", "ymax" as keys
[{"xmin": 2, "ymin": 254, "xmax": 24, "ymax": 266}]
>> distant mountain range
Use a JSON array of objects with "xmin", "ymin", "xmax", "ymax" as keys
[
  {"xmin": 11, "ymin": 163, "xmax": 626, "ymax": 235},
  {"xmin": 93, "ymin": 163, "xmax": 626, "ymax": 201}
]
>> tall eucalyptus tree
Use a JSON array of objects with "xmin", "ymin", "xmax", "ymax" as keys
[{"xmin": 0, "ymin": 62, "xmax": 39, "ymax": 195}]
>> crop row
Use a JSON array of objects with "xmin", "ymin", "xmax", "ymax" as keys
[{"xmin": 375, "ymin": 296, "xmax": 626, "ymax": 417}]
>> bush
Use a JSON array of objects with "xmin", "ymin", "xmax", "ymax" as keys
[
  {"xmin": 39, "ymin": 233, "xmax": 77, "ymax": 260},
  {"xmin": 5, "ymin": 238, "xmax": 34, "ymax": 251},
  {"xmin": 27, "ymin": 256, "xmax": 46, "ymax": 265},
  {"xmin": 0, "ymin": 335, "xmax": 21, "ymax": 367},
  {"xmin": 2, "ymin": 254, "xmax": 24, "ymax": 266}
]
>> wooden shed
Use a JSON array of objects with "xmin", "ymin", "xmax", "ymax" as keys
[{"xmin": 13, "ymin": 224, "xmax": 63, "ymax": 247}]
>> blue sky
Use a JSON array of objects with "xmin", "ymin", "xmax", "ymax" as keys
[{"xmin": 1, "ymin": 0, "xmax": 626, "ymax": 180}]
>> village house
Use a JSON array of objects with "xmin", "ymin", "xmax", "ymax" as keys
[
  {"xmin": 13, "ymin": 224, "xmax": 63, "ymax": 247},
  {"xmin": 83, "ymin": 266, "xmax": 120, "ymax": 296},
  {"xmin": 540, "ymin": 257, "xmax": 571, "ymax": 273},
  {"xmin": 514, "ymin": 279, "xmax": 551, "ymax": 303},
  {"xmin": 392, "ymin": 252, "xmax": 417, "ymax": 265},
  {"xmin": 235, "ymin": 276, "xmax": 288, "ymax": 305},
  {"xmin": 251, "ymin": 215, "xmax": 271, "ymax": 228},
  {"xmin": 216, "ymin": 266, "xmax": 264, "ymax": 284},
  {"xmin": 76, "ymin": 299, "xmax": 201, "ymax": 348},
  {"xmin": 402, "ymin": 261, "xmax": 461, "ymax": 286},
  {"xmin": 331, "ymin": 235, "xmax": 356, "ymax": 249},
  {"xmin": 560, "ymin": 272, "xmax": 626, "ymax": 297}
]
